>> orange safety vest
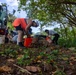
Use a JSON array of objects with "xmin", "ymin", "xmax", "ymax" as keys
[{"xmin": 12, "ymin": 18, "xmax": 27, "ymax": 30}]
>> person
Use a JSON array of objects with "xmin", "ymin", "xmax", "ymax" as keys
[
  {"xmin": 5, "ymin": 27, "xmax": 10, "ymax": 43},
  {"xmin": 32, "ymin": 32, "xmax": 52, "ymax": 44},
  {"xmin": 10, "ymin": 30, "xmax": 18, "ymax": 37},
  {"xmin": 33, "ymin": 32, "xmax": 47, "ymax": 40},
  {"xmin": 12, "ymin": 18, "xmax": 39, "ymax": 47},
  {"xmin": 10, "ymin": 30, "xmax": 18, "ymax": 43},
  {"xmin": 12, "ymin": 28, "xmax": 32, "ymax": 44},
  {"xmin": 12, "ymin": 35, "xmax": 18, "ymax": 43},
  {"xmin": 45, "ymin": 29, "xmax": 60, "ymax": 45}
]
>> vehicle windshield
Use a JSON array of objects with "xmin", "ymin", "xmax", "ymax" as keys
[
  {"xmin": 0, "ymin": 6, "xmax": 7, "ymax": 20},
  {"xmin": 0, "ymin": 5, "xmax": 7, "ymax": 28},
  {"xmin": 3, "ymin": 6, "xmax": 7, "ymax": 12}
]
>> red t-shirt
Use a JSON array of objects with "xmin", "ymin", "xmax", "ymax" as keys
[{"xmin": 12, "ymin": 18, "xmax": 27, "ymax": 30}]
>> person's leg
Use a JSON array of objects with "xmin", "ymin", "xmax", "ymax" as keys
[
  {"xmin": 52, "ymin": 35, "xmax": 55, "ymax": 44},
  {"xmin": 17, "ymin": 30, "xmax": 24, "ymax": 46},
  {"xmin": 52, "ymin": 34, "xmax": 60, "ymax": 45},
  {"xmin": 17, "ymin": 30, "xmax": 23, "ymax": 42},
  {"xmin": 15, "ymin": 25, "xmax": 24, "ymax": 47}
]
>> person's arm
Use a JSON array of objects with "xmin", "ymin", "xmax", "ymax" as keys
[{"xmin": 25, "ymin": 19, "xmax": 32, "ymax": 37}]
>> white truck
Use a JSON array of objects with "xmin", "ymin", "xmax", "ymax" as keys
[{"xmin": 0, "ymin": 5, "xmax": 8, "ymax": 44}]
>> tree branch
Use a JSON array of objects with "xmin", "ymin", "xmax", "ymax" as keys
[
  {"xmin": 61, "ymin": 12, "xmax": 76, "ymax": 26},
  {"xmin": 13, "ymin": 64, "xmax": 32, "ymax": 75},
  {"xmin": 48, "ymin": 1, "xmax": 76, "ymax": 5}
]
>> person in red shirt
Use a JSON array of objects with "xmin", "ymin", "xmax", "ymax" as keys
[{"xmin": 12, "ymin": 18, "xmax": 39, "ymax": 47}]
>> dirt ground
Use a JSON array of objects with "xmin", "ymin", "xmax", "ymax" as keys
[{"xmin": 0, "ymin": 42, "xmax": 76, "ymax": 75}]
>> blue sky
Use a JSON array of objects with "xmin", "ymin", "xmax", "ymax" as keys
[
  {"xmin": 0, "ymin": 0, "xmax": 60, "ymax": 33},
  {"xmin": 0, "ymin": 0, "xmax": 26, "ymax": 18}
]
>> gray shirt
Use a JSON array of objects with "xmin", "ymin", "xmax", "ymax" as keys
[{"xmin": 12, "ymin": 35, "xmax": 18, "ymax": 42}]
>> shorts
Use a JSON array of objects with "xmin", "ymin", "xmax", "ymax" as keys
[{"xmin": 15, "ymin": 25, "xmax": 23, "ymax": 31}]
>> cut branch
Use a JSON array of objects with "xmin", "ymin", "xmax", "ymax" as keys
[{"xmin": 13, "ymin": 64, "xmax": 32, "ymax": 75}]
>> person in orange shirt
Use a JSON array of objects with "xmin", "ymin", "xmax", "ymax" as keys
[{"xmin": 12, "ymin": 18, "xmax": 39, "ymax": 47}]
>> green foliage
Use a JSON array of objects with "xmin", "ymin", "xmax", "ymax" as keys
[
  {"xmin": 17, "ymin": 49, "xmax": 32, "ymax": 66},
  {"xmin": 7, "ymin": 22, "xmax": 14, "ymax": 30},
  {"xmin": 7, "ymin": 12, "xmax": 16, "ymax": 30},
  {"xmin": 58, "ymin": 26, "xmax": 76, "ymax": 47},
  {"xmin": 39, "ymin": 52, "xmax": 47, "ymax": 57},
  {"xmin": 51, "ymin": 50, "xmax": 59, "ymax": 56},
  {"xmin": 59, "ymin": 37, "xmax": 76, "ymax": 47},
  {"xmin": 17, "ymin": 58, "xmax": 32, "ymax": 66},
  {"xmin": 8, "ymin": 13, "xmax": 16, "ymax": 23},
  {"xmin": 2, "ymin": 49, "xmax": 18, "ymax": 58},
  {"xmin": 17, "ymin": 54, "xmax": 32, "ymax": 66},
  {"xmin": 46, "ymin": 50, "xmax": 59, "ymax": 63},
  {"xmin": 54, "ymin": 70, "xmax": 66, "ymax": 75}
]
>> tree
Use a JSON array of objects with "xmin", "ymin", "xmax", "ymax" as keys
[
  {"xmin": 8, "ymin": 13, "xmax": 16, "ymax": 23},
  {"xmin": 17, "ymin": 0, "xmax": 76, "ymax": 27}
]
